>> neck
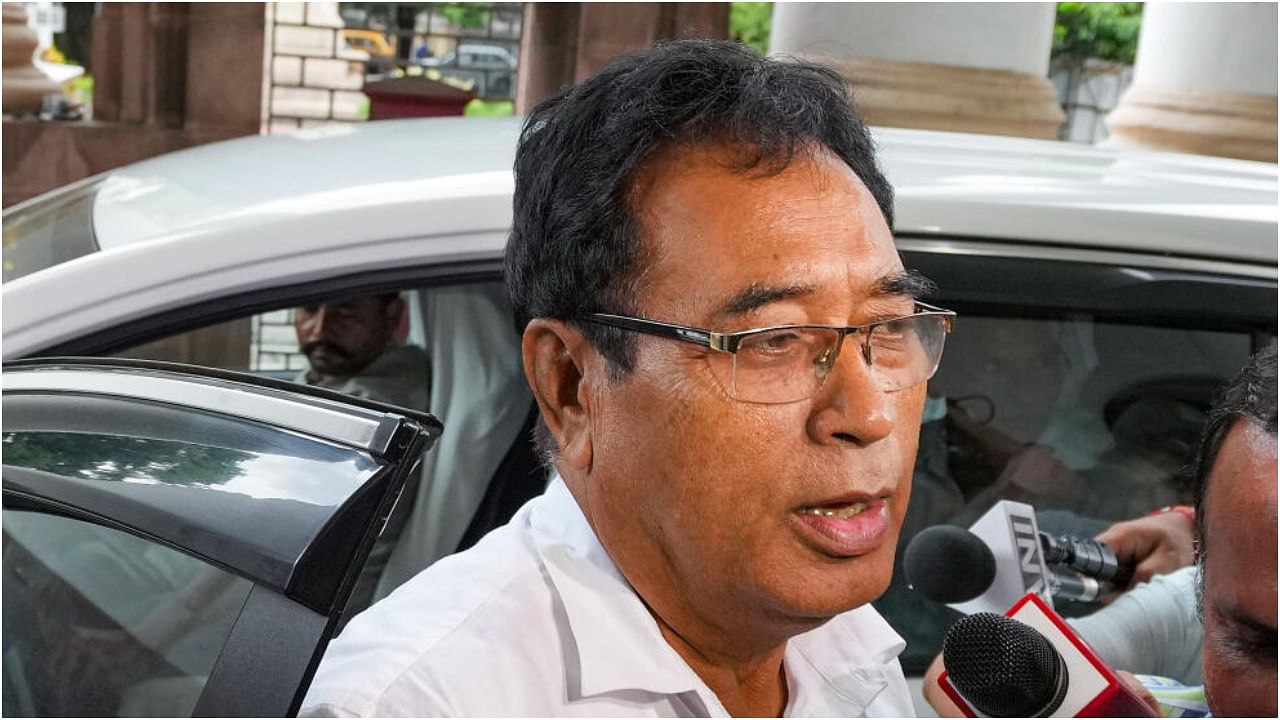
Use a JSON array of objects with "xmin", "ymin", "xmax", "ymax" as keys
[
  {"xmin": 561, "ymin": 470, "xmax": 811, "ymax": 717},
  {"xmin": 655, "ymin": 617, "xmax": 789, "ymax": 717}
]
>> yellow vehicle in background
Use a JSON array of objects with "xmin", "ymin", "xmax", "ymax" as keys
[{"xmin": 342, "ymin": 28, "xmax": 395, "ymax": 71}]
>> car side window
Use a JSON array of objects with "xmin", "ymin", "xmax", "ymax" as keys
[
  {"xmin": 923, "ymin": 315, "xmax": 1250, "ymax": 525},
  {"xmin": 115, "ymin": 293, "xmax": 424, "ymax": 389},
  {"xmin": 2, "ymin": 509, "xmax": 253, "ymax": 717},
  {"xmin": 879, "ymin": 311, "xmax": 1256, "ymax": 671},
  {"xmin": 106, "ymin": 280, "xmax": 543, "ymax": 618}
]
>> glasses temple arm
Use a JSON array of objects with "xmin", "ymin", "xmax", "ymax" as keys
[{"xmin": 585, "ymin": 314, "xmax": 720, "ymax": 350}]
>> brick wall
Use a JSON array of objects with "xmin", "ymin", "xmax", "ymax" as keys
[
  {"xmin": 250, "ymin": 309, "xmax": 309, "ymax": 372},
  {"xmin": 264, "ymin": 2, "xmax": 368, "ymax": 133}
]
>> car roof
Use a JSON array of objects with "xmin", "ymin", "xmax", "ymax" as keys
[{"xmin": 90, "ymin": 116, "xmax": 1277, "ymax": 264}]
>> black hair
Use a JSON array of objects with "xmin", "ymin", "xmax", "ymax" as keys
[
  {"xmin": 504, "ymin": 39, "xmax": 894, "ymax": 374},
  {"xmin": 1194, "ymin": 341, "xmax": 1277, "ymax": 612}
]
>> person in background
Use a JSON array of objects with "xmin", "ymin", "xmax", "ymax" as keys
[
  {"xmin": 1192, "ymin": 342, "xmax": 1276, "ymax": 717},
  {"xmin": 294, "ymin": 292, "xmax": 429, "ymax": 411},
  {"xmin": 304, "ymin": 39, "xmax": 955, "ymax": 717}
]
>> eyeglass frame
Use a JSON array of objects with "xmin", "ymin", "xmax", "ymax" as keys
[{"xmin": 583, "ymin": 301, "xmax": 956, "ymax": 389}]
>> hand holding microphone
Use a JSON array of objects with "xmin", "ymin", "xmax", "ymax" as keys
[{"xmin": 1093, "ymin": 509, "xmax": 1195, "ymax": 596}]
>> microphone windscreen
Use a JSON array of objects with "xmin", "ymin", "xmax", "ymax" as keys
[
  {"xmin": 903, "ymin": 525, "xmax": 997, "ymax": 604},
  {"xmin": 942, "ymin": 613, "xmax": 1069, "ymax": 717}
]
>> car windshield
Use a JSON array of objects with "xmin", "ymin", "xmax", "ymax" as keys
[{"xmin": 2, "ymin": 175, "xmax": 104, "ymax": 283}]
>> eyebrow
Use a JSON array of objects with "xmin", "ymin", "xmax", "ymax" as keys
[
  {"xmin": 875, "ymin": 270, "xmax": 938, "ymax": 299},
  {"xmin": 714, "ymin": 283, "xmax": 816, "ymax": 321},
  {"xmin": 712, "ymin": 270, "xmax": 937, "ymax": 322}
]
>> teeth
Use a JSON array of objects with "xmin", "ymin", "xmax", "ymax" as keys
[{"xmin": 799, "ymin": 502, "xmax": 867, "ymax": 519}]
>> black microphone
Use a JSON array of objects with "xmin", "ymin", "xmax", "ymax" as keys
[
  {"xmin": 939, "ymin": 603, "xmax": 1157, "ymax": 717},
  {"xmin": 905, "ymin": 525, "xmax": 1116, "ymax": 606},
  {"xmin": 906, "ymin": 517, "xmax": 1136, "ymax": 607},
  {"xmin": 903, "ymin": 525, "xmax": 997, "ymax": 604},
  {"xmin": 942, "ymin": 613, "xmax": 1069, "ymax": 717}
]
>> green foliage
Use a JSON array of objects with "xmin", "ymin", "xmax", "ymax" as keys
[
  {"xmin": 1053, "ymin": 2, "xmax": 1143, "ymax": 65},
  {"xmin": 441, "ymin": 3, "xmax": 491, "ymax": 30},
  {"xmin": 464, "ymin": 99, "xmax": 515, "ymax": 117},
  {"xmin": 730, "ymin": 2, "xmax": 773, "ymax": 55}
]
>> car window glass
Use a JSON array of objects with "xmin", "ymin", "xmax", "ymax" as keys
[
  {"xmin": 115, "ymin": 291, "xmax": 425, "ymax": 384},
  {"xmin": 2, "ymin": 176, "xmax": 103, "ymax": 282},
  {"xmin": 877, "ymin": 313, "xmax": 1254, "ymax": 671},
  {"xmin": 107, "ymin": 280, "xmax": 542, "ymax": 623},
  {"xmin": 2, "ymin": 509, "xmax": 253, "ymax": 717}
]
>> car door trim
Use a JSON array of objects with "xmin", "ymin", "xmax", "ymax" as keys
[
  {"xmin": 193, "ymin": 584, "xmax": 330, "ymax": 717},
  {"xmin": 26, "ymin": 259, "xmax": 502, "ymax": 359},
  {"xmin": 5, "ymin": 365, "xmax": 395, "ymax": 454},
  {"xmin": 896, "ymin": 234, "xmax": 1277, "ymax": 280}
]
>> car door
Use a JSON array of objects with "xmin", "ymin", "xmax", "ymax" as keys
[{"xmin": 2, "ymin": 358, "xmax": 442, "ymax": 717}]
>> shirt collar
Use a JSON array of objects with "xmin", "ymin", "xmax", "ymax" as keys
[
  {"xmin": 784, "ymin": 605, "xmax": 907, "ymax": 716},
  {"xmin": 529, "ymin": 476, "xmax": 703, "ymax": 699}
]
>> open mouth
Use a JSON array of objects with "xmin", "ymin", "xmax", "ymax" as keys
[
  {"xmin": 798, "ymin": 501, "xmax": 867, "ymax": 519},
  {"xmin": 792, "ymin": 498, "xmax": 890, "ymax": 557}
]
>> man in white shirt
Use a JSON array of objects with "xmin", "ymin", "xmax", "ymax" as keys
[{"xmin": 304, "ymin": 39, "xmax": 954, "ymax": 717}]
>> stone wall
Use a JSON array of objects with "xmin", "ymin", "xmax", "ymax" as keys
[{"xmin": 265, "ymin": 2, "xmax": 368, "ymax": 134}]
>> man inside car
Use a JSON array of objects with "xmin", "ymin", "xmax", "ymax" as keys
[
  {"xmin": 294, "ymin": 291, "xmax": 429, "ymax": 412},
  {"xmin": 304, "ymin": 40, "xmax": 952, "ymax": 717}
]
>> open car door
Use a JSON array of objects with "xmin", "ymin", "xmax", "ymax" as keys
[{"xmin": 2, "ymin": 359, "xmax": 441, "ymax": 717}]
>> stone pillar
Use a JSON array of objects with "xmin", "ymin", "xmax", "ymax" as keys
[
  {"xmin": 1104, "ymin": 3, "xmax": 1277, "ymax": 162},
  {"xmin": 769, "ymin": 2, "xmax": 1065, "ymax": 139},
  {"xmin": 516, "ymin": 2, "xmax": 730, "ymax": 113},
  {"xmin": 4, "ymin": 3, "xmax": 267, "ymax": 207},
  {"xmin": 2, "ymin": 2, "xmax": 59, "ymax": 114}
]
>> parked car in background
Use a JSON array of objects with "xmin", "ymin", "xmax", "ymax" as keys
[
  {"xmin": 3, "ymin": 116, "xmax": 1276, "ymax": 715},
  {"xmin": 417, "ymin": 43, "xmax": 518, "ymax": 97}
]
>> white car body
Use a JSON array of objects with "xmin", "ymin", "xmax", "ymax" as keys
[{"xmin": 4, "ymin": 116, "xmax": 1275, "ymax": 360}]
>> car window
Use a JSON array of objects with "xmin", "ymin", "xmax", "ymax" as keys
[
  {"xmin": 108, "ymin": 279, "xmax": 541, "ymax": 619},
  {"xmin": 878, "ymin": 311, "xmax": 1256, "ymax": 671},
  {"xmin": 2, "ymin": 509, "xmax": 253, "ymax": 717},
  {"xmin": 2, "ymin": 175, "xmax": 104, "ymax": 283},
  {"xmin": 116, "ymin": 294, "xmax": 420, "ymax": 384}
]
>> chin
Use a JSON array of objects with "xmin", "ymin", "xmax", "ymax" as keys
[{"xmin": 772, "ymin": 546, "xmax": 896, "ymax": 619}]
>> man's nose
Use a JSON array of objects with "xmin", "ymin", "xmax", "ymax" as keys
[{"xmin": 805, "ymin": 342, "xmax": 896, "ymax": 446}]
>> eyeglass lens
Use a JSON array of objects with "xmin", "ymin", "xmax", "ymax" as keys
[{"xmin": 722, "ymin": 314, "xmax": 949, "ymax": 404}]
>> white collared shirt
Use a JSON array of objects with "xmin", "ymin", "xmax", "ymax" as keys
[{"xmin": 302, "ymin": 477, "xmax": 914, "ymax": 717}]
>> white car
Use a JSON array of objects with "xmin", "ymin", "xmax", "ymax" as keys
[{"xmin": 3, "ymin": 116, "xmax": 1276, "ymax": 716}]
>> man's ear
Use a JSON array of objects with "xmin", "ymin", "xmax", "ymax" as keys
[{"xmin": 521, "ymin": 319, "xmax": 597, "ymax": 472}]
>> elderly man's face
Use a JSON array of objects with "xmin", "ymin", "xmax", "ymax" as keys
[
  {"xmin": 583, "ymin": 145, "xmax": 924, "ymax": 639},
  {"xmin": 1202, "ymin": 418, "xmax": 1277, "ymax": 717},
  {"xmin": 295, "ymin": 296, "xmax": 401, "ymax": 377}
]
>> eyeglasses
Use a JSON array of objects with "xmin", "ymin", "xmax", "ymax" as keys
[{"xmin": 585, "ymin": 302, "xmax": 956, "ymax": 404}]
